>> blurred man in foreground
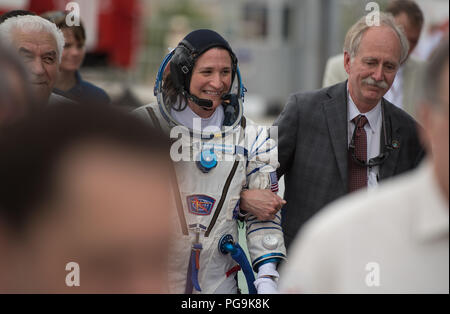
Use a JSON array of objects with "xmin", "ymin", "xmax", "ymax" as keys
[
  {"xmin": 280, "ymin": 37, "xmax": 449, "ymax": 294},
  {"xmin": 0, "ymin": 103, "xmax": 172, "ymax": 293},
  {"xmin": 0, "ymin": 43, "xmax": 35, "ymax": 127}
]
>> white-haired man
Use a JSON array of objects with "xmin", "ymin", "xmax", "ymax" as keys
[
  {"xmin": 264, "ymin": 13, "xmax": 425, "ymax": 251},
  {"xmin": 322, "ymin": 0, "xmax": 425, "ymax": 118},
  {"xmin": 0, "ymin": 15, "xmax": 72, "ymax": 105},
  {"xmin": 279, "ymin": 37, "xmax": 449, "ymax": 293}
]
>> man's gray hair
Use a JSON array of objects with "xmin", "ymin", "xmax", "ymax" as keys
[
  {"xmin": 421, "ymin": 37, "xmax": 449, "ymax": 109},
  {"xmin": 0, "ymin": 15, "xmax": 65, "ymax": 63},
  {"xmin": 343, "ymin": 12, "xmax": 410, "ymax": 64}
]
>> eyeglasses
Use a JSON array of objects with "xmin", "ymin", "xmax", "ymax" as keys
[{"xmin": 348, "ymin": 107, "xmax": 395, "ymax": 168}]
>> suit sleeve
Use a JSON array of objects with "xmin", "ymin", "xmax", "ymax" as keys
[
  {"xmin": 244, "ymin": 124, "xmax": 287, "ymax": 272},
  {"xmin": 273, "ymin": 93, "xmax": 300, "ymax": 179}
]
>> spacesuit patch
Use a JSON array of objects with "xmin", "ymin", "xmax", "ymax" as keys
[
  {"xmin": 187, "ymin": 195, "xmax": 216, "ymax": 215},
  {"xmin": 270, "ymin": 171, "xmax": 279, "ymax": 192}
]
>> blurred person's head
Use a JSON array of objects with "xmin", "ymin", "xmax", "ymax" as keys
[
  {"xmin": 164, "ymin": 29, "xmax": 237, "ymax": 118},
  {"xmin": 0, "ymin": 103, "xmax": 172, "ymax": 293},
  {"xmin": 386, "ymin": 0, "xmax": 424, "ymax": 57},
  {"xmin": 0, "ymin": 43, "xmax": 35, "ymax": 128},
  {"xmin": 0, "ymin": 10, "xmax": 36, "ymax": 24},
  {"xmin": 0, "ymin": 15, "xmax": 64, "ymax": 104},
  {"xmin": 416, "ymin": 37, "xmax": 449, "ymax": 200},
  {"xmin": 344, "ymin": 13, "xmax": 409, "ymax": 112},
  {"xmin": 41, "ymin": 11, "xmax": 86, "ymax": 73}
]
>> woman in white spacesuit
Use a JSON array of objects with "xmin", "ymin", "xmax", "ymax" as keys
[{"xmin": 134, "ymin": 29, "xmax": 286, "ymax": 294}]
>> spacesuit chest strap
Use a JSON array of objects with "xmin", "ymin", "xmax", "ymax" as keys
[
  {"xmin": 146, "ymin": 107, "xmax": 163, "ymax": 131},
  {"xmin": 146, "ymin": 107, "xmax": 189, "ymax": 236}
]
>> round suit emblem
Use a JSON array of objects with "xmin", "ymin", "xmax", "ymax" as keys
[{"xmin": 262, "ymin": 234, "xmax": 278, "ymax": 250}]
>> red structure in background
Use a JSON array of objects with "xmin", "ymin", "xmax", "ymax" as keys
[
  {"xmin": 1, "ymin": 0, "xmax": 141, "ymax": 69},
  {"xmin": 95, "ymin": 0, "xmax": 141, "ymax": 69}
]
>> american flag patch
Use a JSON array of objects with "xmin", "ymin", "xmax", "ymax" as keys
[
  {"xmin": 270, "ymin": 171, "xmax": 279, "ymax": 192},
  {"xmin": 232, "ymin": 200, "xmax": 240, "ymax": 220}
]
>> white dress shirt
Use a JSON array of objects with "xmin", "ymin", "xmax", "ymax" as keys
[{"xmin": 347, "ymin": 89, "xmax": 382, "ymax": 188}]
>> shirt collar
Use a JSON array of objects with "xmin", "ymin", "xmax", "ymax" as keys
[{"xmin": 347, "ymin": 86, "xmax": 382, "ymax": 132}]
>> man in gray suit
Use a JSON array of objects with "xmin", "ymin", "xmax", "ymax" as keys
[
  {"xmin": 323, "ymin": 0, "xmax": 424, "ymax": 118},
  {"xmin": 273, "ymin": 13, "xmax": 425, "ymax": 250}
]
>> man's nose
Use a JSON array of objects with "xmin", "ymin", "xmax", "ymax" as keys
[
  {"xmin": 371, "ymin": 64, "xmax": 384, "ymax": 82},
  {"xmin": 29, "ymin": 59, "xmax": 46, "ymax": 76}
]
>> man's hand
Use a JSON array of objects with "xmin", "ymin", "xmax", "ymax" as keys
[{"xmin": 240, "ymin": 189, "xmax": 286, "ymax": 221}]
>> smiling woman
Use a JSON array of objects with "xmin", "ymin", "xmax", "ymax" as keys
[
  {"xmin": 133, "ymin": 29, "xmax": 287, "ymax": 295},
  {"xmin": 158, "ymin": 29, "xmax": 239, "ymax": 131},
  {"xmin": 188, "ymin": 48, "xmax": 232, "ymax": 118}
]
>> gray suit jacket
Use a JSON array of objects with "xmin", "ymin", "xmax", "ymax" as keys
[{"xmin": 274, "ymin": 81, "xmax": 425, "ymax": 249}]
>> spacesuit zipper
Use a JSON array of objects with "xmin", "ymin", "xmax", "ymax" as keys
[
  {"xmin": 204, "ymin": 159, "xmax": 240, "ymax": 237},
  {"xmin": 204, "ymin": 117, "xmax": 246, "ymax": 237}
]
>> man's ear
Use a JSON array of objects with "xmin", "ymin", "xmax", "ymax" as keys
[{"xmin": 344, "ymin": 51, "xmax": 351, "ymax": 75}]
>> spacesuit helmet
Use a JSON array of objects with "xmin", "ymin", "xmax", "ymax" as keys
[
  {"xmin": 170, "ymin": 29, "xmax": 238, "ymax": 108},
  {"xmin": 154, "ymin": 29, "xmax": 245, "ymax": 133}
]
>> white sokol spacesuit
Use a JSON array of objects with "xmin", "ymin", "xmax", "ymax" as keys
[{"xmin": 134, "ymin": 29, "xmax": 286, "ymax": 294}]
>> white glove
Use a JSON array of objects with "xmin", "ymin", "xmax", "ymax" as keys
[{"xmin": 254, "ymin": 262, "xmax": 279, "ymax": 294}]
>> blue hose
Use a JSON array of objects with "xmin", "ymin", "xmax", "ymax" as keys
[{"xmin": 222, "ymin": 242, "xmax": 257, "ymax": 294}]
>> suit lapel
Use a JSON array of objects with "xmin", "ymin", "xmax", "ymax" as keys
[
  {"xmin": 379, "ymin": 99, "xmax": 401, "ymax": 179},
  {"xmin": 323, "ymin": 82, "xmax": 349, "ymax": 190}
]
